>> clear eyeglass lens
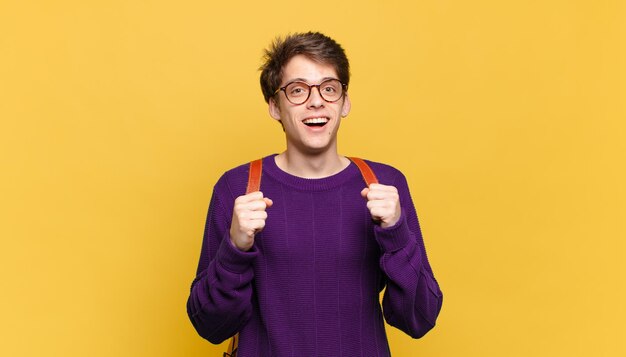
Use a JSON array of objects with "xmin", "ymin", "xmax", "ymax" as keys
[
  {"xmin": 286, "ymin": 82, "xmax": 310, "ymax": 101},
  {"xmin": 319, "ymin": 80, "xmax": 342, "ymax": 101}
]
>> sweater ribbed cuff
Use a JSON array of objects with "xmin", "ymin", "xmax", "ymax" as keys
[
  {"xmin": 216, "ymin": 233, "xmax": 258, "ymax": 274},
  {"xmin": 374, "ymin": 212, "xmax": 412, "ymax": 252}
]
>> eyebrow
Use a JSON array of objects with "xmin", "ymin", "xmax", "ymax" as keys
[{"xmin": 281, "ymin": 77, "xmax": 339, "ymax": 86}]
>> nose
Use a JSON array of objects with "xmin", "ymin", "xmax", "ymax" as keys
[{"xmin": 306, "ymin": 85, "xmax": 325, "ymax": 108}]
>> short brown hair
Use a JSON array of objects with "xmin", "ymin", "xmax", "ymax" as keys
[{"xmin": 259, "ymin": 32, "xmax": 350, "ymax": 103}]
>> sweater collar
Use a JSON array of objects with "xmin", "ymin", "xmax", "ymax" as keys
[{"xmin": 262, "ymin": 154, "xmax": 360, "ymax": 191}]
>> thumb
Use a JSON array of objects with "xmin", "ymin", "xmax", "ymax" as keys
[
  {"xmin": 360, "ymin": 187, "xmax": 370, "ymax": 199},
  {"xmin": 264, "ymin": 197, "xmax": 274, "ymax": 208}
]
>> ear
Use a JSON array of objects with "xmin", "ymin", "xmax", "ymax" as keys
[
  {"xmin": 269, "ymin": 97, "xmax": 282, "ymax": 121},
  {"xmin": 341, "ymin": 93, "xmax": 351, "ymax": 117}
]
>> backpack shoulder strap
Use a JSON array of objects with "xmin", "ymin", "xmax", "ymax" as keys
[
  {"xmin": 226, "ymin": 159, "xmax": 262, "ymax": 356},
  {"xmin": 348, "ymin": 157, "xmax": 379, "ymax": 186},
  {"xmin": 246, "ymin": 158, "xmax": 263, "ymax": 194}
]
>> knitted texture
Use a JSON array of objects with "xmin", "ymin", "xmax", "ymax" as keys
[{"xmin": 187, "ymin": 155, "xmax": 443, "ymax": 356}]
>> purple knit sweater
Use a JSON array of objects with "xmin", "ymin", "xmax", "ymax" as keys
[{"xmin": 187, "ymin": 155, "xmax": 443, "ymax": 356}]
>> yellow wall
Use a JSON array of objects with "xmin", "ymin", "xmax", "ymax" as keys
[{"xmin": 1, "ymin": 0, "xmax": 624, "ymax": 356}]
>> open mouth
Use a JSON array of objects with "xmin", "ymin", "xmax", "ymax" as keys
[{"xmin": 302, "ymin": 117, "xmax": 329, "ymax": 127}]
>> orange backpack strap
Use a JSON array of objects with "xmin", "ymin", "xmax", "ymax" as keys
[
  {"xmin": 226, "ymin": 159, "xmax": 262, "ymax": 357},
  {"xmin": 349, "ymin": 157, "xmax": 379, "ymax": 186},
  {"xmin": 246, "ymin": 159, "xmax": 263, "ymax": 194}
]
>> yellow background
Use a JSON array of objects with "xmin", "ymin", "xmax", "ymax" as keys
[{"xmin": 1, "ymin": 0, "xmax": 624, "ymax": 356}]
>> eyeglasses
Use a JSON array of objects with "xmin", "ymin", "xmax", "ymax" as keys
[{"xmin": 274, "ymin": 79, "xmax": 347, "ymax": 105}]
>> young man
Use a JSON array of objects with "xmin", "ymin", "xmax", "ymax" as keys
[{"xmin": 187, "ymin": 32, "xmax": 443, "ymax": 356}]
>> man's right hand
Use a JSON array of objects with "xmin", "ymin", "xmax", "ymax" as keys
[{"xmin": 230, "ymin": 191, "xmax": 273, "ymax": 251}]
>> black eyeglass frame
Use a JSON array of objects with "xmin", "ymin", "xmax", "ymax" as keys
[{"xmin": 273, "ymin": 79, "xmax": 348, "ymax": 105}]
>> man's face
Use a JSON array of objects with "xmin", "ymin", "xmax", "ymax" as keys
[{"xmin": 269, "ymin": 55, "xmax": 351, "ymax": 156}]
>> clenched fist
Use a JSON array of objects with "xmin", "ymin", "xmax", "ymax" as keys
[
  {"xmin": 361, "ymin": 183, "xmax": 401, "ymax": 228},
  {"xmin": 230, "ymin": 191, "xmax": 273, "ymax": 251}
]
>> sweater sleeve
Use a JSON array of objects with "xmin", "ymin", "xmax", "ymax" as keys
[
  {"xmin": 186, "ymin": 179, "xmax": 257, "ymax": 344},
  {"xmin": 374, "ymin": 171, "xmax": 443, "ymax": 338}
]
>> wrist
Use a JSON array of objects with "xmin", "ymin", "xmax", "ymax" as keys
[
  {"xmin": 217, "ymin": 233, "xmax": 258, "ymax": 273},
  {"xmin": 229, "ymin": 232, "xmax": 253, "ymax": 252}
]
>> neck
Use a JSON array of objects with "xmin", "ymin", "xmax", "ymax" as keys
[{"xmin": 275, "ymin": 150, "xmax": 350, "ymax": 179}]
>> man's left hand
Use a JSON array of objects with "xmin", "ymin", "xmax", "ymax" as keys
[{"xmin": 361, "ymin": 183, "xmax": 402, "ymax": 228}]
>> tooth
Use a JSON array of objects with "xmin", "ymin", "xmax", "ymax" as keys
[{"xmin": 304, "ymin": 118, "xmax": 329, "ymax": 124}]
